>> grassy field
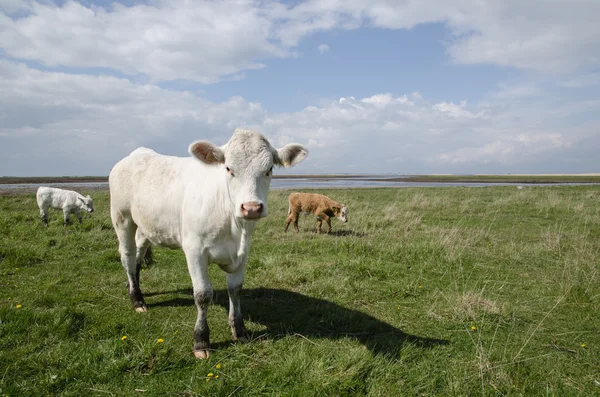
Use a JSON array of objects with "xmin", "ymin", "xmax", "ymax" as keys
[{"xmin": 1, "ymin": 186, "xmax": 599, "ymax": 396}]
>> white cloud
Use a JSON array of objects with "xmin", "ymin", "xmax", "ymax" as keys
[
  {"xmin": 2, "ymin": 47, "xmax": 600, "ymax": 176},
  {"xmin": 559, "ymin": 73, "xmax": 600, "ymax": 88},
  {"xmin": 0, "ymin": 0, "xmax": 287, "ymax": 83},
  {"xmin": 318, "ymin": 44, "xmax": 330, "ymax": 53},
  {"xmin": 436, "ymin": 133, "xmax": 572, "ymax": 165},
  {"xmin": 1, "ymin": 0, "xmax": 599, "ymax": 84}
]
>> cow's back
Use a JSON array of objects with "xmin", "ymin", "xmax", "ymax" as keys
[{"xmin": 109, "ymin": 148, "xmax": 222, "ymax": 248}]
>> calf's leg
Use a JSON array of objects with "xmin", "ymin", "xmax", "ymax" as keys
[
  {"xmin": 285, "ymin": 212, "xmax": 299, "ymax": 233},
  {"xmin": 39, "ymin": 208, "xmax": 48, "ymax": 226},
  {"xmin": 63, "ymin": 209, "xmax": 72, "ymax": 225},
  {"xmin": 316, "ymin": 213, "xmax": 331, "ymax": 233}
]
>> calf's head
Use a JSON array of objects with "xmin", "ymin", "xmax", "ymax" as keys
[
  {"xmin": 78, "ymin": 195, "xmax": 94, "ymax": 213},
  {"xmin": 189, "ymin": 129, "xmax": 308, "ymax": 219},
  {"xmin": 334, "ymin": 205, "xmax": 348, "ymax": 223}
]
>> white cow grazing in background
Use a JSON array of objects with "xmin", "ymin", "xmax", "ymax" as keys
[
  {"xmin": 36, "ymin": 186, "xmax": 94, "ymax": 225},
  {"xmin": 109, "ymin": 129, "xmax": 308, "ymax": 359}
]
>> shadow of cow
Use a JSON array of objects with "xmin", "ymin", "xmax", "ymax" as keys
[{"xmin": 148, "ymin": 287, "xmax": 447, "ymax": 357}]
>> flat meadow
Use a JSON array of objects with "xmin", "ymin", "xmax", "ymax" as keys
[{"xmin": 1, "ymin": 186, "xmax": 599, "ymax": 396}]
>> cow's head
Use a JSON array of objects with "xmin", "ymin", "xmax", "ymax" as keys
[
  {"xmin": 333, "ymin": 205, "xmax": 348, "ymax": 223},
  {"xmin": 189, "ymin": 129, "xmax": 308, "ymax": 219},
  {"xmin": 78, "ymin": 195, "xmax": 94, "ymax": 213}
]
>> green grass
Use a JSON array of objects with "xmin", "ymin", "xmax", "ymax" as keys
[{"xmin": 1, "ymin": 186, "xmax": 599, "ymax": 396}]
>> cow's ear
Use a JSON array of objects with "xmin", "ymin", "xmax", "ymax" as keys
[
  {"xmin": 274, "ymin": 144, "xmax": 308, "ymax": 167},
  {"xmin": 189, "ymin": 141, "xmax": 225, "ymax": 165},
  {"xmin": 332, "ymin": 206, "xmax": 339, "ymax": 214}
]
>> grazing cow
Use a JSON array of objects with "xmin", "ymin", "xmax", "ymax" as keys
[
  {"xmin": 109, "ymin": 129, "xmax": 308, "ymax": 359},
  {"xmin": 285, "ymin": 192, "xmax": 348, "ymax": 233},
  {"xmin": 36, "ymin": 186, "xmax": 94, "ymax": 225}
]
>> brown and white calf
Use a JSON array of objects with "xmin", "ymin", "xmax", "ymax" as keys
[
  {"xmin": 284, "ymin": 192, "xmax": 348, "ymax": 233},
  {"xmin": 109, "ymin": 129, "xmax": 307, "ymax": 359}
]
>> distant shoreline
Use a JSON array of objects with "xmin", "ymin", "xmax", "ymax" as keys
[{"xmin": 2, "ymin": 174, "xmax": 600, "ymax": 184}]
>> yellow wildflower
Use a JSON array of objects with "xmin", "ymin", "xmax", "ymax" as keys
[
  {"xmin": 581, "ymin": 343, "xmax": 587, "ymax": 348},
  {"xmin": 121, "ymin": 335, "xmax": 127, "ymax": 341},
  {"xmin": 418, "ymin": 285, "xmax": 422, "ymax": 289},
  {"xmin": 396, "ymin": 306, "xmax": 401, "ymax": 310},
  {"xmin": 16, "ymin": 304, "xmax": 22, "ymax": 309},
  {"xmin": 157, "ymin": 338, "xmax": 164, "ymax": 343},
  {"xmin": 207, "ymin": 373, "xmax": 214, "ymax": 377},
  {"xmin": 215, "ymin": 375, "xmax": 219, "ymax": 379},
  {"xmin": 216, "ymin": 363, "xmax": 221, "ymax": 369},
  {"xmin": 471, "ymin": 325, "xmax": 477, "ymax": 331}
]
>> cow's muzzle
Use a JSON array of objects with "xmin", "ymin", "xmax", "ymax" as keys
[{"xmin": 241, "ymin": 202, "xmax": 263, "ymax": 219}]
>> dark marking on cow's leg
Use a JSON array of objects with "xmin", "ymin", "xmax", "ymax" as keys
[
  {"xmin": 193, "ymin": 289, "xmax": 212, "ymax": 359},
  {"xmin": 128, "ymin": 261, "xmax": 147, "ymax": 312},
  {"xmin": 227, "ymin": 284, "xmax": 249, "ymax": 342},
  {"xmin": 76, "ymin": 211, "xmax": 83, "ymax": 224},
  {"xmin": 113, "ymin": 214, "xmax": 146, "ymax": 312},
  {"xmin": 326, "ymin": 219, "xmax": 332, "ymax": 233},
  {"xmin": 316, "ymin": 218, "xmax": 323, "ymax": 234}
]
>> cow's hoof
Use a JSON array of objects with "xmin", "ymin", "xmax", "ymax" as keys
[
  {"xmin": 236, "ymin": 335, "xmax": 250, "ymax": 343},
  {"xmin": 233, "ymin": 328, "xmax": 250, "ymax": 343},
  {"xmin": 194, "ymin": 349, "xmax": 210, "ymax": 359},
  {"xmin": 134, "ymin": 305, "xmax": 148, "ymax": 313}
]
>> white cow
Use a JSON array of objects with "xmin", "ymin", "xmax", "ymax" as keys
[
  {"xmin": 109, "ymin": 129, "xmax": 308, "ymax": 359},
  {"xmin": 36, "ymin": 186, "xmax": 94, "ymax": 225}
]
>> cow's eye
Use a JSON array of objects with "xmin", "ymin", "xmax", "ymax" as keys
[{"xmin": 226, "ymin": 166, "xmax": 234, "ymax": 177}]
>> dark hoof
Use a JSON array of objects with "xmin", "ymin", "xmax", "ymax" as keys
[{"xmin": 232, "ymin": 326, "xmax": 250, "ymax": 343}]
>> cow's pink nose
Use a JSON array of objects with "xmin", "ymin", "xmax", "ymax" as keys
[{"xmin": 241, "ymin": 202, "xmax": 263, "ymax": 218}]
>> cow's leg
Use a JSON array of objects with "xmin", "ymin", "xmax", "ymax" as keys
[
  {"xmin": 226, "ymin": 263, "xmax": 249, "ymax": 343},
  {"xmin": 112, "ymin": 213, "xmax": 146, "ymax": 312},
  {"xmin": 184, "ymin": 249, "xmax": 212, "ymax": 359},
  {"xmin": 135, "ymin": 229, "xmax": 152, "ymax": 266},
  {"xmin": 316, "ymin": 217, "xmax": 323, "ymax": 233}
]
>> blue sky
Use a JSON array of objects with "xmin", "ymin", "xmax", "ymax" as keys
[{"xmin": 1, "ymin": 0, "xmax": 599, "ymax": 176}]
